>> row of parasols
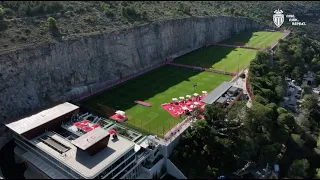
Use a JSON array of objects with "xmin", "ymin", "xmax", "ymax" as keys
[{"xmin": 171, "ymin": 91, "xmax": 207, "ymax": 102}]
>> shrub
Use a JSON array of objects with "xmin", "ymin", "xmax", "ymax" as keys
[
  {"xmin": 122, "ymin": 6, "xmax": 141, "ymax": 21},
  {"xmin": 101, "ymin": 2, "xmax": 110, "ymax": 11},
  {"xmin": 121, "ymin": 1, "xmax": 128, "ymax": 7},
  {"xmin": 0, "ymin": 6, "xmax": 4, "ymax": 20},
  {"xmin": 0, "ymin": 7, "xmax": 7, "ymax": 31},
  {"xmin": 47, "ymin": 17, "xmax": 57, "ymax": 29},
  {"xmin": 105, "ymin": 9, "xmax": 114, "ymax": 17},
  {"xmin": 23, "ymin": 2, "xmax": 63, "ymax": 17},
  {"xmin": 101, "ymin": 2, "xmax": 114, "ymax": 17},
  {"xmin": 142, "ymin": 11, "xmax": 148, "ymax": 20},
  {"xmin": 178, "ymin": 3, "xmax": 191, "ymax": 15},
  {"xmin": 24, "ymin": 28, "xmax": 31, "ymax": 34}
]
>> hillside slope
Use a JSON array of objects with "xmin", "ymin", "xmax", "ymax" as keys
[{"xmin": 0, "ymin": 1, "xmax": 319, "ymax": 51}]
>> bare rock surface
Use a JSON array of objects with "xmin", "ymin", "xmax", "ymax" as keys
[{"xmin": 0, "ymin": 16, "xmax": 268, "ymax": 128}]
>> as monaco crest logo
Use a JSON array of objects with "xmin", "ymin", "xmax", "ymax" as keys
[{"xmin": 273, "ymin": 9, "xmax": 284, "ymax": 28}]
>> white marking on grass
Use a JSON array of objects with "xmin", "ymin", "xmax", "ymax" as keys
[
  {"xmin": 167, "ymin": 87, "xmax": 178, "ymax": 93},
  {"xmin": 134, "ymin": 106, "xmax": 145, "ymax": 113},
  {"xmin": 142, "ymin": 112, "xmax": 159, "ymax": 127}
]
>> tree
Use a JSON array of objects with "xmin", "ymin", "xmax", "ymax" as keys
[
  {"xmin": 191, "ymin": 106, "xmax": 202, "ymax": 119},
  {"xmin": 203, "ymin": 104, "xmax": 225, "ymax": 126},
  {"xmin": 226, "ymin": 101, "xmax": 246, "ymax": 121},
  {"xmin": 314, "ymin": 168, "xmax": 320, "ymax": 179},
  {"xmin": 245, "ymin": 102, "xmax": 273, "ymax": 133},
  {"xmin": 277, "ymin": 107, "xmax": 288, "ymax": 115},
  {"xmin": 259, "ymin": 145, "xmax": 278, "ymax": 164},
  {"xmin": 301, "ymin": 84, "xmax": 311, "ymax": 94},
  {"xmin": 275, "ymin": 85, "xmax": 285, "ymax": 99},
  {"xmin": 291, "ymin": 66, "xmax": 303, "ymax": 85},
  {"xmin": 206, "ymin": 165, "xmax": 218, "ymax": 178},
  {"xmin": 240, "ymin": 73, "xmax": 246, "ymax": 79},
  {"xmin": 287, "ymin": 159, "xmax": 310, "ymax": 179},
  {"xmin": 301, "ymin": 94, "xmax": 319, "ymax": 117},
  {"xmin": 254, "ymin": 95, "xmax": 269, "ymax": 105},
  {"xmin": 277, "ymin": 113, "xmax": 295, "ymax": 130}
]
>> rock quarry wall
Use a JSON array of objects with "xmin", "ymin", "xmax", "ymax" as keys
[{"xmin": 0, "ymin": 16, "xmax": 269, "ymax": 126}]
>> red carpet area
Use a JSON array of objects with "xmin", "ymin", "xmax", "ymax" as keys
[
  {"xmin": 110, "ymin": 113, "xmax": 128, "ymax": 122},
  {"xmin": 73, "ymin": 120, "xmax": 100, "ymax": 132},
  {"xmin": 161, "ymin": 94, "xmax": 207, "ymax": 117}
]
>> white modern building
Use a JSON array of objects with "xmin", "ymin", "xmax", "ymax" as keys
[{"xmin": 5, "ymin": 102, "xmax": 186, "ymax": 179}]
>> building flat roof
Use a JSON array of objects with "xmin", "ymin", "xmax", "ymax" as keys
[
  {"xmin": 71, "ymin": 127, "xmax": 110, "ymax": 150},
  {"xmin": 216, "ymin": 97, "xmax": 227, "ymax": 104},
  {"xmin": 6, "ymin": 102, "xmax": 79, "ymax": 134},
  {"xmin": 32, "ymin": 131, "xmax": 134, "ymax": 179},
  {"xmin": 228, "ymin": 86, "xmax": 238, "ymax": 92},
  {"xmin": 201, "ymin": 81, "xmax": 232, "ymax": 104}
]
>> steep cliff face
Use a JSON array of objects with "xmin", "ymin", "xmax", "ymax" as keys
[{"xmin": 0, "ymin": 16, "xmax": 268, "ymax": 122}]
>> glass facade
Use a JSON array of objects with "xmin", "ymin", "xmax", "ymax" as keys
[
  {"xmin": 113, "ymin": 161, "xmax": 136, "ymax": 179},
  {"xmin": 120, "ymin": 165, "xmax": 143, "ymax": 179},
  {"xmin": 96, "ymin": 148, "xmax": 136, "ymax": 179},
  {"xmin": 14, "ymin": 134, "xmax": 146, "ymax": 180}
]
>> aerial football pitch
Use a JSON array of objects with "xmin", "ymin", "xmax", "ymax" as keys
[
  {"xmin": 173, "ymin": 31, "xmax": 285, "ymax": 73},
  {"xmin": 221, "ymin": 31, "xmax": 285, "ymax": 48},
  {"xmin": 80, "ymin": 65, "xmax": 232, "ymax": 137},
  {"xmin": 80, "ymin": 31, "xmax": 284, "ymax": 137}
]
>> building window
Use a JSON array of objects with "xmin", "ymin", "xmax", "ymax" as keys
[{"xmin": 96, "ymin": 148, "xmax": 135, "ymax": 179}]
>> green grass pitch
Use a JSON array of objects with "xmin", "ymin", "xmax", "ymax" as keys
[
  {"xmin": 80, "ymin": 65, "xmax": 232, "ymax": 137},
  {"xmin": 173, "ymin": 46, "xmax": 258, "ymax": 73},
  {"xmin": 172, "ymin": 31, "xmax": 285, "ymax": 72},
  {"xmin": 221, "ymin": 31, "xmax": 285, "ymax": 48}
]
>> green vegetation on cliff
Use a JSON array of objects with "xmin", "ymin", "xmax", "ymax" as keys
[{"xmin": 0, "ymin": 1, "xmax": 319, "ymax": 50}]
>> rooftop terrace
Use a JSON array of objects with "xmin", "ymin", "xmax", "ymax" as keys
[{"xmin": 32, "ymin": 131, "xmax": 135, "ymax": 179}]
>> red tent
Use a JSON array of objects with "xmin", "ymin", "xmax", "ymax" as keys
[
  {"xmin": 74, "ymin": 122, "xmax": 81, "ymax": 126},
  {"xmin": 92, "ymin": 124, "xmax": 100, "ymax": 128},
  {"xmin": 77, "ymin": 124, "xmax": 85, "ymax": 129},
  {"xmin": 83, "ymin": 126, "xmax": 93, "ymax": 132},
  {"xmin": 82, "ymin": 120, "xmax": 90, "ymax": 124},
  {"xmin": 108, "ymin": 129, "xmax": 117, "ymax": 135}
]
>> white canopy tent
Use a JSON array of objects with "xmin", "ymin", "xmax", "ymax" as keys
[
  {"xmin": 172, "ymin": 98, "xmax": 178, "ymax": 101},
  {"xmin": 134, "ymin": 144, "xmax": 141, "ymax": 152},
  {"xmin": 179, "ymin": 97, "xmax": 185, "ymax": 100},
  {"xmin": 68, "ymin": 126, "xmax": 78, "ymax": 132},
  {"xmin": 202, "ymin": 91, "xmax": 208, "ymax": 94},
  {"xmin": 194, "ymin": 102, "xmax": 200, "ymax": 105},
  {"xmin": 186, "ymin": 95, "xmax": 191, "ymax": 98},
  {"xmin": 116, "ymin": 110, "xmax": 126, "ymax": 116},
  {"xmin": 193, "ymin": 93, "xmax": 199, "ymax": 96},
  {"xmin": 182, "ymin": 106, "xmax": 188, "ymax": 110},
  {"xmin": 190, "ymin": 105, "xmax": 195, "ymax": 109}
]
